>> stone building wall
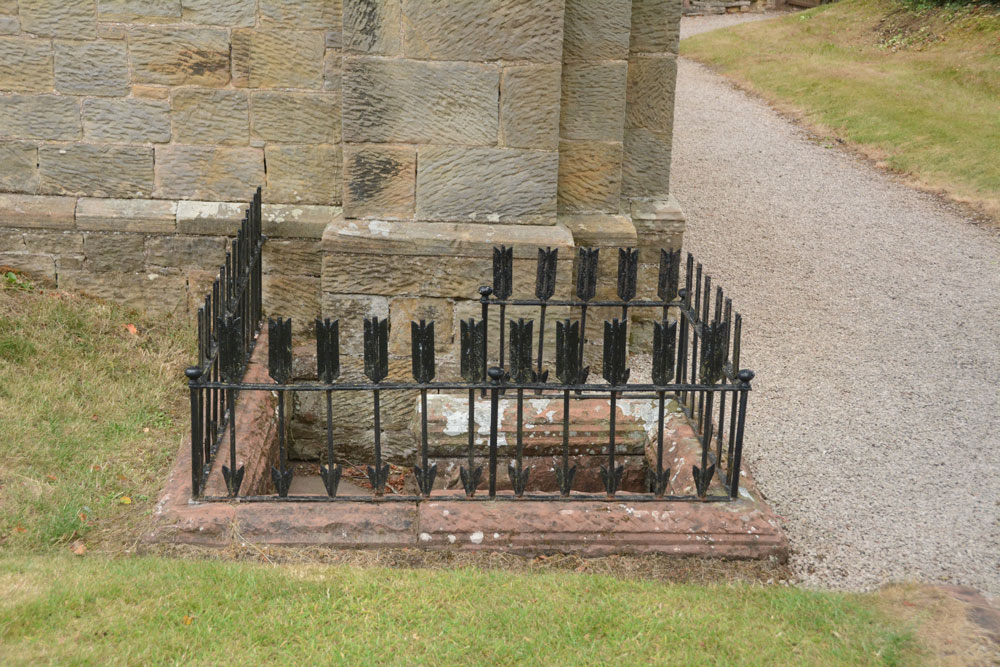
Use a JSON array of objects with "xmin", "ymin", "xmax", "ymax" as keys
[{"xmin": 0, "ymin": 0, "xmax": 683, "ymax": 332}]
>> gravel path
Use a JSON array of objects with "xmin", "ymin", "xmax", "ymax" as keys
[{"xmin": 672, "ymin": 19, "xmax": 1000, "ymax": 596}]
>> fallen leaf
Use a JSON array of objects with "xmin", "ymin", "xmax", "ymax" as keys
[
  {"xmin": 78, "ymin": 512, "xmax": 87, "ymax": 522},
  {"xmin": 91, "ymin": 465, "xmax": 101, "ymax": 472},
  {"xmin": 91, "ymin": 414, "xmax": 99, "ymax": 422},
  {"xmin": 124, "ymin": 323, "xmax": 138, "ymax": 336},
  {"xmin": 182, "ymin": 615, "xmax": 194, "ymax": 626},
  {"xmin": 46, "ymin": 474, "xmax": 57, "ymax": 482},
  {"xmin": 14, "ymin": 525, "xmax": 26, "ymax": 533},
  {"xmin": 70, "ymin": 540, "xmax": 86, "ymax": 556},
  {"xmin": 142, "ymin": 427, "xmax": 150, "ymax": 433},
  {"xmin": 120, "ymin": 496, "xmax": 132, "ymax": 505}
]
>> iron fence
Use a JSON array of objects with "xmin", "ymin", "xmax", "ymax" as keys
[{"xmin": 186, "ymin": 194, "xmax": 754, "ymax": 503}]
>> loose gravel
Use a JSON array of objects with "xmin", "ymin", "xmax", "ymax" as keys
[{"xmin": 672, "ymin": 15, "xmax": 1000, "ymax": 596}]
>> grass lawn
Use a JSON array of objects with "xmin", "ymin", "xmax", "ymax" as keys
[
  {"xmin": 0, "ymin": 277, "xmax": 986, "ymax": 664},
  {"xmin": 682, "ymin": 0, "xmax": 1000, "ymax": 222}
]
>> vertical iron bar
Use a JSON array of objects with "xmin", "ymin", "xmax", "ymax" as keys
[
  {"xmin": 730, "ymin": 370, "xmax": 754, "ymax": 498},
  {"xmin": 467, "ymin": 387, "xmax": 477, "ymax": 497},
  {"xmin": 373, "ymin": 389, "xmax": 382, "ymax": 496},
  {"xmin": 576, "ymin": 303, "xmax": 588, "ymax": 395},
  {"xmin": 699, "ymin": 390, "xmax": 715, "ymax": 497},
  {"xmin": 515, "ymin": 387, "xmax": 524, "ymax": 497},
  {"xmin": 479, "ymin": 287, "xmax": 491, "ymax": 398},
  {"xmin": 727, "ymin": 314, "xmax": 743, "ymax": 483},
  {"xmin": 228, "ymin": 387, "xmax": 238, "ymax": 496},
  {"xmin": 655, "ymin": 389, "xmax": 665, "ymax": 498},
  {"xmin": 561, "ymin": 388, "xmax": 571, "ymax": 496},
  {"xmin": 187, "ymin": 368, "xmax": 202, "ymax": 497},
  {"xmin": 498, "ymin": 303, "xmax": 506, "ymax": 371},
  {"xmin": 488, "ymin": 367, "xmax": 502, "ymax": 499},
  {"xmin": 420, "ymin": 388, "xmax": 430, "ymax": 497},
  {"xmin": 536, "ymin": 304, "xmax": 547, "ymax": 382},
  {"xmin": 607, "ymin": 389, "xmax": 617, "ymax": 497}
]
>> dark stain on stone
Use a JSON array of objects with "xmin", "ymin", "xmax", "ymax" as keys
[
  {"xmin": 349, "ymin": 150, "xmax": 402, "ymax": 202},
  {"xmin": 348, "ymin": 0, "xmax": 381, "ymax": 52}
]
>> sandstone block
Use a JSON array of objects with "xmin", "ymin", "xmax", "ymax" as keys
[
  {"xmin": 416, "ymin": 147, "xmax": 558, "ymax": 223},
  {"xmin": 0, "ymin": 95, "xmax": 80, "ymax": 140},
  {"xmin": 626, "ymin": 54, "xmax": 677, "ymax": 132},
  {"xmin": 77, "ymin": 197, "xmax": 176, "ymax": 233},
  {"xmin": 500, "ymin": 65, "xmax": 561, "ymax": 151},
  {"xmin": 39, "ymin": 144, "xmax": 154, "ymax": 198},
  {"xmin": 0, "ymin": 194, "xmax": 76, "ymax": 229},
  {"xmin": 0, "ymin": 38, "xmax": 54, "ymax": 92},
  {"xmin": 250, "ymin": 92, "xmax": 340, "ymax": 144},
  {"xmin": 83, "ymin": 232, "xmax": 145, "ymax": 272},
  {"xmin": 324, "ymin": 49, "xmax": 341, "ymax": 92},
  {"xmin": 289, "ymin": 358, "xmax": 418, "ymax": 462},
  {"xmin": 177, "ymin": 201, "xmax": 338, "ymax": 238},
  {"xmin": 82, "ymin": 98, "xmax": 171, "ymax": 143},
  {"xmin": 562, "ymin": 0, "xmax": 632, "ymax": 61},
  {"xmin": 20, "ymin": 0, "xmax": 96, "ymax": 38},
  {"xmin": 181, "ymin": 0, "xmax": 256, "ymax": 26},
  {"xmin": 322, "ymin": 217, "xmax": 574, "ymax": 259},
  {"xmin": 0, "ymin": 2, "xmax": 16, "ymax": 15},
  {"xmin": 146, "ymin": 234, "xmax": 225, "ymax": 269},
  {"xmin": 22, "ymin": 231, "xmax": 84, "ymax": 254},
  {"xmin": 621, "ymin": 127, "xmax": 672, "ymax": 201},
  {"xmin": 343, "ymin": 0, "xmax": 400, "ymax": 55},
  {"xmin": 260, "ymin": 0, "xmax": 341, "ymax": 29},
  {"xmin": 319, "ymin": 294, "xmax": 389, "ymax": 355},
  {"xmin": 0, "ymin": 142, "xmax": 38, "ymax": 193},
  {"xmin": 154, "ymin": 146, "xmax": 263, "ymax": 201},
  {"xmin": 15, "ymin": 231, "xmax": 77, "ymax": 255},
  {"xmin": 175, "ymin": 200, "xmax": 245, "ymax": 236},
  {"xmin": 341, "ymin": 59, "xmax": 497, "ymax": 145},
  {"xmin": 54, "ymin": 40, "xmax": 130, "ymax": 96},
  {"xmin": 232, "ymin": 30, "xmax": 324, "ymax": 89},
  {"xmin": 388, "ymin": 297, "xmax": 454, "ymax": 357},
  {"xmin": 557, "ymin": 140, "xmax": 623, "ymax": 214},
  {"xmin": 560, "ymin": 62, "xmax": 628, "ymax": 142},
  {"xmin": 129, "ymin": 27, "xmax": 229, "ymax": 86},
  {"xmin": 0, "ymin": 252, "xmax": 56, "ymax": 282},
  {"xmin": 629, "ymin": 0, "xmax": 681, "ymax": 55},
  {"xmin": 265, "ymin": 144, "xmax": 342, "ymax": 206},
  {"xmin": 172, "ymin": 89, "xmax": 249, "ymax": 145},
  {"xmin": 97, "ymin": 23, "xmax": 127, "ymax": 39},
  {"xmin": 263, "ymin": 274, "xmax": 321, "ymax": 335},
  {"xmin": 324, "ymin": 253, "xmax": 567, "ymax": 300},
  {"xmin": 263, "ymin": 239, "xmax": 323, "ymax": 277},
  {"xmin": 60, "ymin": 268, "xmax": 188, "ymax": 317},
  {"xmin": 132, "ymin": 85, "xmax": 169, "ymax": 99},
  {"xmin": 401, "ymin": 0, "xmax": 564, "ymax": 62},
  {"xmin": 342, "ymin": 144, "xmax": 415, "ymax": 219},
  {"xmin": 98, "ymin": 0, "xmax": 181, "ymax": 22},
  {"xmin": 0, "ymin": 230, "xmax": 24, "ymax": 252},
  {"xmin": 261, "ymin": 205, "xmax": 340, "ymax": 239},
  {"xmin": 0, "ymin": 16, "xmax": 19, "ymax": 35}
]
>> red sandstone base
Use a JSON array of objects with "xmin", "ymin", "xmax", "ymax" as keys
[{"xmin": 149, "ymin": 330, "xmax": 787, "ymax": 560}]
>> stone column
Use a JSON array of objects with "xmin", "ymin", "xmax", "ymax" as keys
[{"xmin": 622, "ymin": 0, "xmax": 685, "ymax": 348}]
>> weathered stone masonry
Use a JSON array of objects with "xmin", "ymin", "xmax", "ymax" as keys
[{"xmin": 0, "ymin": 0, "xmax": 685, "ymax": 351}]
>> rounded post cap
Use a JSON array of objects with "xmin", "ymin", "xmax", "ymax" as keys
[
  {"xmin": 185, "ymin": 366, "xmax": 203, "ymax": 380},
  {"xmin": 737, "ymin": 369, "xmax": 755, "ymax": 383},
  {"xmin": 487, "ymin": 366, "xmax": 504, "ymax": 383},
  {"xmin": 478, "ymin": 286, "xmax": 493, "ymax": 298}
]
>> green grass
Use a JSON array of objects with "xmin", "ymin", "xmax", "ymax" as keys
[
  {"xmin": 682, "ymin": 0, "xmax": 1000, "ymax": 220},
  {"xmin": 0, "ymin": 555, "xmax": 919, "ymax": 665},
  {"xmin": 0, "ymin": 283, "xmax": 191, "ymax": 552}
]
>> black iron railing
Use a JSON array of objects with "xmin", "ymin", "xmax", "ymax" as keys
[
  {"xmin": 184, "ymin": 188, "xmax": 264, "ymax": 497},
  {"xmin": 186, "ymin": 195, "xmax": 754, "ymax": 503}
]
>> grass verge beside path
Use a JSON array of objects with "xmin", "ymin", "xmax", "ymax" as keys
[
  {"xmin": 682, "ymin": 0, "xmax": 1000, "ymax": 222},
  {"xmin": 0, "ymin": 556, "xmax": 919, "ymax": 665}
]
